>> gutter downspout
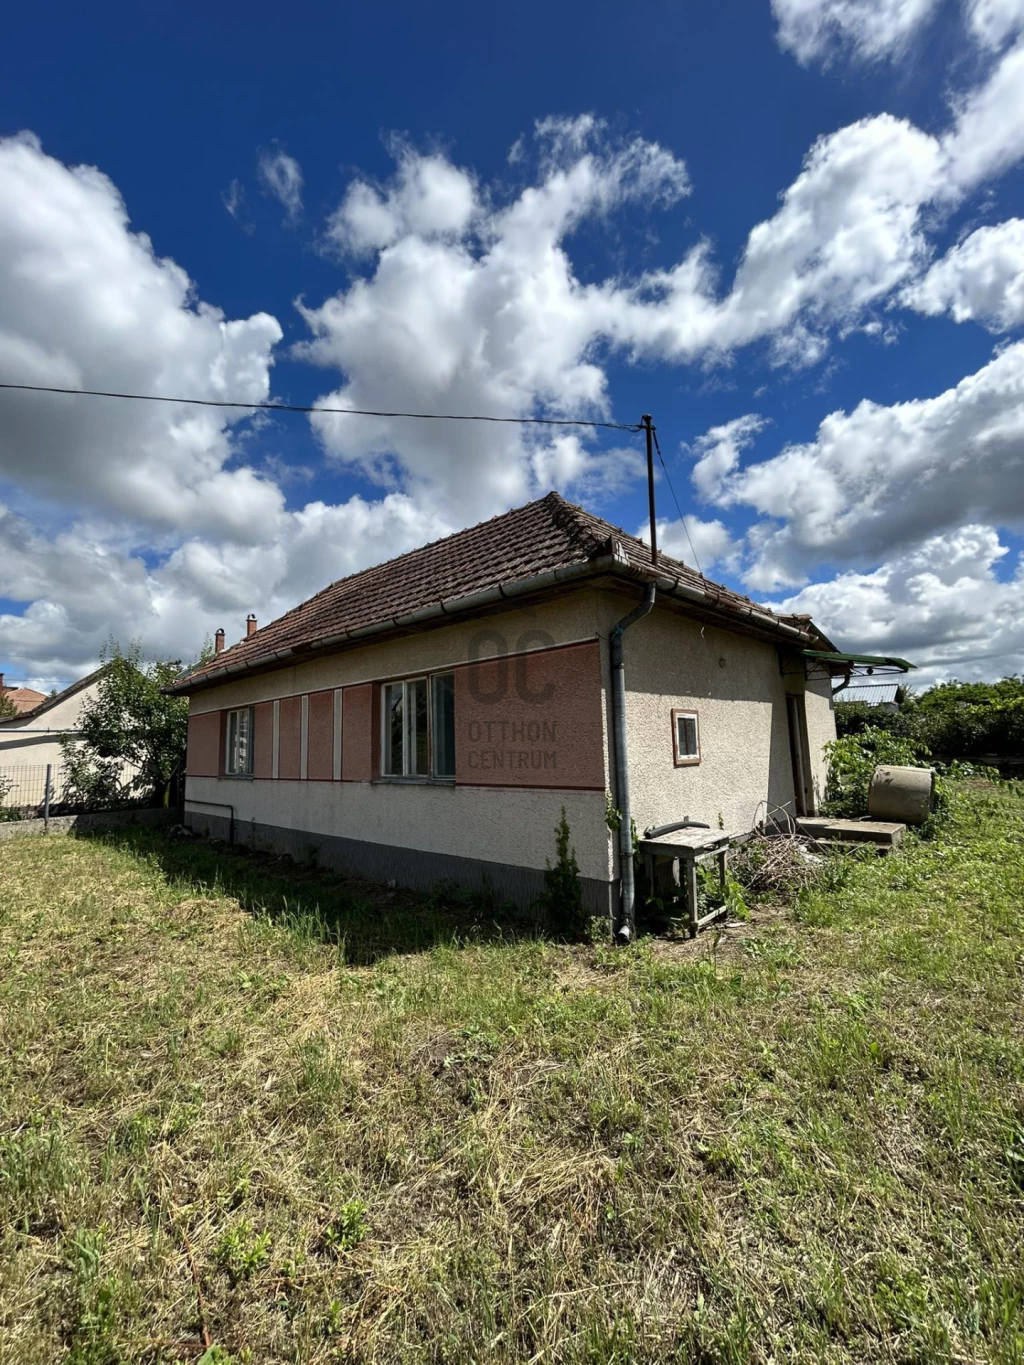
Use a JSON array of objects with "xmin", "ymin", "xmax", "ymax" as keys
[{"xmin": 610, "ymin": 577, "xmax": 655, "ymax": 941}]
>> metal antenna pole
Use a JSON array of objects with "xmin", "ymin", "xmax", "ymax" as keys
[{"xmin": 642, "ymin": 414, "xmax": 657, "ymax": 565}]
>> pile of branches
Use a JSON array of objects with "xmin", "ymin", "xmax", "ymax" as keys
[{"xmin": 731, "ymin": 830, "xmax": 822, "ymax": 901}]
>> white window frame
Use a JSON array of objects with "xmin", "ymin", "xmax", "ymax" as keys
[
  {"xmin": 380, "ymin": 672, "xmax": 456, "ymax": 780},
  {"xmin": 225, "ymin": 706, "xmax": 254, "ymax": 776},
  {"xmin": 671, "ymin": 708, "xmax": 700, "ymax": 767}
]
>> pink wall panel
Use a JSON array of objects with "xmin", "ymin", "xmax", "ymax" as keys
[
  {"xmin": 186, "ymin": 710, "xmax": 221, "ymax": 777},
  {"xmin": 278, "ymin": 696, "xmax": 302, "ymax": 780},
  {"xmin": 307, "ymin": 690, "xmax": 335, "ymax": 781},
  {"xmin": 253, "ymin": 702, "xmax": 273, "ymax": 779},
  {"xmin": 342, "ymin": 683, "xmax": 373, "ymax": 782},
  {"xmin": 454, "ymin": 641, "xmax": 604, "ymax": 790}
]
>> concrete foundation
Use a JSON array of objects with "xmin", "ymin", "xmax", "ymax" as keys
[
  {"xmin": 185, "ymin": 807, "xmax": 617, "ymax": 918},
  {"xmin": 0, "ymin": 807, "xmax": 178, "ymax": 842}
]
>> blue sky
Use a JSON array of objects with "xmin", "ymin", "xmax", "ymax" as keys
[{"xmin": 1, "ymin": 0, "xmax": 1023, "ymax": 689}]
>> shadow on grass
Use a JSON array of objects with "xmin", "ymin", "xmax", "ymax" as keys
[{"xmin": 80, "ymin": 825, "xmax": 553, "ymax": 966}]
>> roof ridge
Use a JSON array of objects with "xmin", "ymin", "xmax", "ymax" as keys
[
  {"xmin": 246, "ymin": 493, "xmax": 569, "ymax": 641},
  {"xmin": 542, "ymin": 491, "xmax": 613, "ymax": 559}
]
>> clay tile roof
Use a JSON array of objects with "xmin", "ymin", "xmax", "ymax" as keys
[
  {"xmin": 1, "ymin": 686, "xmax": 47, "ymax": 716},
  {"xmin": 175, "ymin": 491, "xmax": 817, "ymax": 691}
]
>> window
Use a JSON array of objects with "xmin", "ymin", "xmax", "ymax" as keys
[
  {"xmin": 381, "ymin": 673, "xmax": 456, "ymax": 779},
  {"xmin": 225, "ymin": 707, "xmax": 253, "ymax": 775},
  {"xmin": 672, "ymin": 709, "xmax": 700, "ymax": 766},
  {"xmin": 432, "ymin": 673, "xmax": 456, "ymax": 778}
]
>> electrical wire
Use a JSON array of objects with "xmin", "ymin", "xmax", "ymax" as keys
[
  {"xmin": 0, "ymin": 382, "xmax": 643, "ymax": 432},
  {"xmin": 651, "ymin": 424, "xmax": 705, "ymax": 581}
]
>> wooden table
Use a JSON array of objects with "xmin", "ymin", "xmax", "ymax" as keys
[{"xmin": 636, "ymin": 830, "xmax": 739, "ymax": 938}]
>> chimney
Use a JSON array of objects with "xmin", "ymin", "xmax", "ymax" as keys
[
  {"xmin": 214, "ymin": 629, "xmax": 225, "ymax": 654},
  {"xmin": 0, "ymin": 672, "xmax": 4, "ymax": 691},
  {"xmin": 246, "ymin": 614, "xmax": 257, "ymax": 638}
]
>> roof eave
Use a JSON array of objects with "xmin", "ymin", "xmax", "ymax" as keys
[{"xmin": 168, "ymin": 555, "xmax": 816, "ymax": 696}]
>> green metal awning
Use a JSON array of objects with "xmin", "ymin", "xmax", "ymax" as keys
[{"xmin": 802, "ymin": 649, "xmax": 915, "ymax": 674}]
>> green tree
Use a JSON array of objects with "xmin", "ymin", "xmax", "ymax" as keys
[
  {"xmin": 0, "ymin": 691, "xmax": 18, "ymax": 720},
  {"xmin": 61, "ymin": 642, "xmax": 191, "ymax": 809}
]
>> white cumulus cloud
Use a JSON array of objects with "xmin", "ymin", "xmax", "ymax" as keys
[
  {"xmin": 690, "ymin": 415, "xmax": 769, "ymax": 502},
  {"xmin": 771, "ymin": 0, "xmax": 941, "ymax": 65},
  {"xmin": 640, "ymin": 515, "xmax": 739, "ymax": 574},
  {"xmin": 770, "ymin": 525, "xmax": 1024, "ymax": 683},
  {"xmin": 902, "ymin": 217, "xmax": 1024, "ymax": 328},
  {"xmin": 0, "ymin": 135, "xmax": 447, "ymax": 685},
  {"xmin": 705, "ymin": 342, "xmax": 1024, "ymax": 591},
  {"xmin": 965, "ymin": 0, "xmax": 1024, "ymax": 49}
]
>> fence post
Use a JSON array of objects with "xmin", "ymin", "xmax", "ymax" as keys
[{"xmin": 44, "ymin": 763, "xmax": 52, "ymax": 833}]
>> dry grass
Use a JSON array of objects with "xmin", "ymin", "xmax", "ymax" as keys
[{"xmin": 1, "ymin": 783, "xmax": 1023, "ymax": 1364}]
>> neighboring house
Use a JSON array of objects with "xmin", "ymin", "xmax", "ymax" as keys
[
  {"xmin": 171, "ymin": 493, "xmax": 882, "ymax": 919},
  {"xmin": 0, "ymin": 675, "xmax": 47, "ymax": 716},
  {"xmin": 0, "ymin": 667, "xmax": 106, "ymax": 807},
  {"xmin": 840, "ymin": 682, "xmax": 901, "ymax": 709}
]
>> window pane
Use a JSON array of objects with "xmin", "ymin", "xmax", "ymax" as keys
[
  {"xmin": 411, "ymin": 679, "xmax": 429, "ymax": 775},
  {"xmin": 384, "ymin": 684, "xmax": 404, "ymax": 775},
  {"xmin": 236, "ymin": 708, "xmax": 252, "ymax": 773},
  {"xmin": 226, "ymin": 708, "xmax": 252, "ymax": 774},
  {"xmin": 677, "ymin": 715, "xmax": 697, "ymax": 759},
  {"xmin": 432, "ymin": 673, "xmax": 456, "ymax": 777}
]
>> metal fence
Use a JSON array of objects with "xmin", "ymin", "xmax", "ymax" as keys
[
  {"xmin": 0, "ymin": 763, "xmax": 66, "ymax": 812},
  {"xmin": 0, "ymin": 760, "xmax": 162, "ymax": 817}
]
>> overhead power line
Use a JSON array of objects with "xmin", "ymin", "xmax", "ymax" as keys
[
  {"xmin": 651, "ymin": 424, "xmax": 705, "ymax": 581},
  {"xmin": 0, "ymin": 382, "xmax": 643, "ymax": 432}
]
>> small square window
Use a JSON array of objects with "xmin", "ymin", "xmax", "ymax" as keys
[{"xmin": 672, "ymin": 709, "xmax": 700, "ymax": 766}]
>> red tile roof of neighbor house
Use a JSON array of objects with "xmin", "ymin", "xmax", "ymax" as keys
[
  {"xmin": 1, "ymin": 686, "xmax": 47, "ymax": 716},
  {"xmin": 173, "ymin": 491, "xmax": 830, "ymax": 693}
]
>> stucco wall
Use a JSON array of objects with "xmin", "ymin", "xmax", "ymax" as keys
[
  {"xmin": 185, "ymin": 593, "xmax": 616, "ymax": 891},
  {"xmin": 803, "ymin": 674, "xmax": 837, "ymax": 811},
  {"xmin": 188, "ymin": 594, "xmax": 609, "ymax": 715},
  {"xmin": 454, "ymin": 641, "xmax": 605, "ymax": 789},
  {"xmin": 183, "ymin": 586, "xmax": 835, "ymax": 898},
  {"xmin": 604, "ymin": 597, "xmax": 799, "ymax": 835},
  {"xmin": 187, "ymin": 775, "xmax": 611, "ymax": 882}
]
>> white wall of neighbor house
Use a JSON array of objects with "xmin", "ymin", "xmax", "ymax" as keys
[
  {"xmin": 607, "ymin": 597, "xmax": 820, "ymax": 835},
  {"xmin": 0, "ymin": 686, "xmax": 98, "ymax": 804},
  {"xmin": 185, "ymin": 591, "xmax": 616, "ymax": 885}
]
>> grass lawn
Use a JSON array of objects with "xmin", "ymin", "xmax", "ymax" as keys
[{"xmin": 1, "ymin": 784, "xmax": 1023, "ymax": 1364}]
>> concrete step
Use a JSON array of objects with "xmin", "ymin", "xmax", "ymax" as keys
[{"xmin": 795, "ymin": 816, "xmax": 905, "ymax": 847}]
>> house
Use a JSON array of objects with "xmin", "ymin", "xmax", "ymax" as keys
[
  {"xmin": 171, "ymin": 492, "xmax": 869, "ymax": 925},
  {"xmin": 0, "ymin": 675, "xmax": 47, "ymax": 716},
  {"xmin": 0, "ymin": 667, "xmax": 107, "ymax": 808}
]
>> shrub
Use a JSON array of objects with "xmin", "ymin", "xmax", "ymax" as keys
[
  {"xmin": 823, "ymin": 728, "xmax": 932, "ymax": 819},
  {"xmin": 0, "ymin": 773, "xmax": 22, "ymax": 822},
  {"xmin": 836, "ymin": 676, "xmax": 1024, "ymax": 762},
  {"xmin": 537, "ymin": 809, "xmax": 587, "ymax": 938}
]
